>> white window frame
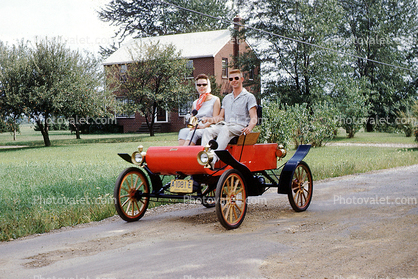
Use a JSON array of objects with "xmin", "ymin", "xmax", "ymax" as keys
[
  {"xmin": 222, "ymin": 58, "xmax": 228, "ymax": 78},
  {"xmin": 155, "ymin": 108, "xmax": 169, "ymax": 123}
]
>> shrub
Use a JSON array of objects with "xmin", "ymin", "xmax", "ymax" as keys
[
  {"xmin": 259, "ymin": 102, "xmax": 337, "ymax": 148},
  {"xmin": 396, "ymin": 110, "xmax": 415, "ymax": 137},
  {"xmin": 258, "ymin": 101, "xmax": 294, "ymax": 148},
  {"xmin": 309, "ymin": 102, "xmax": 339, "ymax": 147},
  {"xmin": 288, "ymin": 102, "xmax": 337, "ymax": 147}
]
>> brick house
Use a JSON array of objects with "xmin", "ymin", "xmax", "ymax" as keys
[{"xmin": 103, "ymin": 27, "xmax": 260, "ymax": 133}]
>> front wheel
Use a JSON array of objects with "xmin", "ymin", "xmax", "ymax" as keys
[
  {"xmin": 215, "ymin": 169, "xmax": 247, "ymax": 229},
  {"xmin": 288, "ymin": 161, "xmax": 313, "ymax": 212},
  {"xmin": 114, "ymin": 167, "xmax": 150, "ymax": 222}
]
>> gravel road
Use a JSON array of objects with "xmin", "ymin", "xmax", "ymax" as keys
[{"xmin": 0, "ymin": 164, "xmax": 417, "ymax": 279}]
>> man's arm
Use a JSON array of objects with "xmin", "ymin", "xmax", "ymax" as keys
[{"xmin": 241, "ymin": 106, "xmax": 257, "ymax": 135}]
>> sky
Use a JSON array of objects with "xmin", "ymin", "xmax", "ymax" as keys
[{"xmin": 0, "ymin": 0, "xmax": 118, "ymax": 55}]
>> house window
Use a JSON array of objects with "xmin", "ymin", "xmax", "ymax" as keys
[
  {"xmin": 120, "ymin": 64, "xmax": 127, "ymax": 82},
  {"xmin": 115, "ymin": 97, "xmax": 135, "ymax": 118},
  {"xmin": 222, "ymin": 58, "xmax": 228, "ymax": 78},
  {"xmin": 249, "ymin": 67, "xmax": 255, "ymax": 81},
  {"xmin": 155, "ymin": 108, "xmax": 169, "ymax": 123},
  {"xmin": 186, "ymin": 60, "xmax": 194, "ymax": 78},
  {"xmin": 178, "ymin": 99, "xmax": 194, "ymax": 117}
]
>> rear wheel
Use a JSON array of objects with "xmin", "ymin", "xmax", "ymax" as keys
[
  {"xmin": 288, "ymin": 161, "xmax": 313, "ymax": 212},
  {"xmin": 114, "ymin": 167, "xmax": 150, "ymax": 222},
  {"xmin": 215, "ymin": 169, "xmax": 247, "ymax": 229}
]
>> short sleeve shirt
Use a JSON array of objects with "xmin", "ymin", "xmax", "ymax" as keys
[{"xmin": 221, "ymin": 88, "xmax": 257, "ymax": 127}]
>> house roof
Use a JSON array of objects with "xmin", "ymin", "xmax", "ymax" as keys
[{"xmin": 103, "ymin": 29, "xmax": 232, "ymax": 65}]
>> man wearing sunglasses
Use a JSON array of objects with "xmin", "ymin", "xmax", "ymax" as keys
[{"xmin": 201, "ymin": 69, "xmax": 258, "ymax": 167}]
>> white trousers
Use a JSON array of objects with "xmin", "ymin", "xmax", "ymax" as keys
[{"xmin": 201, "ymin": 122, "xmax": 245, "ymax": 150}]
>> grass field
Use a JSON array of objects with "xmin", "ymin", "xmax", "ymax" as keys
[{"xmin": 0, "ymin": 126, "xmax": 417, "ymax": 241}]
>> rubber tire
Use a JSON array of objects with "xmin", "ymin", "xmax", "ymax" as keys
[
  {"xmin": 215, "ymin": 169, "xmax": 247, "ymax": 229},
  {"xmin": 114, "ymin": 167, "xmax": 150, "ymax": 222},
  {"xmin": 288, "ymin": 161, "xmax": 313, "ymax": 212}
]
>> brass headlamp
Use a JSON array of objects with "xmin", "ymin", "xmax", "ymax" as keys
[
  {"xmin": 131, "ymin": 145, "xmax": 146, "ymax": 165},
  {"xmin": 197, "ymin": 144, "xmax": 215, "ymax": 168}
]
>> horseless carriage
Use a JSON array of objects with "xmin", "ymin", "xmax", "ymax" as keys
[{"xmin": 114, "ymin": 129, "xmax": 313, "ymax": 229}]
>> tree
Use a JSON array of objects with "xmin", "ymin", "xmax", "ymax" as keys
[
  {"xmin": 58, "ymin": 53, "xmax": 115, "ymax": 139},
  {"xmin": 98, "ymin": 0, "xmax": 233, "ymax": 56},
  {"xmin": 338, "ymin": 0, "xmax": 418, "ymax": 131},
  {"xmin": 237, "ymin": 0, "xmax": 344, "ymax": 106},
  {"xmin": 332, "ymin": 77, "xmax": 371, "ymax": 138},
  {"xmin": 107, "ymin": 41, "xmax": 193, "ymax": 136},
  {"xmin": 0, "ymin": 41, "xmax": 32, "ymax": 140},
  {"xmin": 26, "ymin": 38, "xmax": 112, "ymax": 146}
]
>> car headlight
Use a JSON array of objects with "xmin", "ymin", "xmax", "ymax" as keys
[
  {"xmin": 198, "ymin": 151, "xmax": 209, "ymax": 164},
  {"xmin": 197, "ymin": 150, "xmax": 214, "ymax": 168},
  {"xmin": 131, "ymin": 151, "xmax": 146, "ymax": 165}
]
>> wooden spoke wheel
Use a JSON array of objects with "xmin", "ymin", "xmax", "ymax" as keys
[
  {"xmin": 288, "ymin": 161, "xmax": 313, "ymax": 212},
  {"xmin": 215, "ymin": 169, "xmax": 247, "ymax": 229},
  {"xmin": 114, "ymin": 167, "xmax": 150, "ymax": 222},
  {"xmin": 201, "ymin": 184, "xmax": 216, "ymax": 208}
]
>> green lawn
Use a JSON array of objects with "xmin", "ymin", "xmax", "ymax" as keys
[
  {"xmin": 0, "ymin": 125, "xmax": 417, "ymax": 241},
  {"xmin": 332, "ymin": 128, "xmax": 417, "ymax": 144}
]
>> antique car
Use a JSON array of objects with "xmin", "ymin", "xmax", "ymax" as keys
[{"xmin": 114, "ymin": 132, "xmax": 313, "ymax": 229}]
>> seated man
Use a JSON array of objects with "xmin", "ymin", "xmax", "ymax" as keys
[{"xmin": 201, "ymin": 69, "xmax": 258, "ymax": 166}]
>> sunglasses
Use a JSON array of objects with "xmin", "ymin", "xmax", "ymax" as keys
[
  {"xmin": 196, "ymin": 84, "xmax": 208, "ymax": 87},
  {"xmin": 229, "ymin": 76, "xmax": 240, "ymax": 81}
]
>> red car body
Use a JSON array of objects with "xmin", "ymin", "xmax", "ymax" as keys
[{"xmin": 146, "ymin": 143, "xmax": 278, "ymax": 176}]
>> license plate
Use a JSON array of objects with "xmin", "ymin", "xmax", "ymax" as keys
[{"xmin": 169, "ymin": 179, "xmax": 193, "ymax": 193}]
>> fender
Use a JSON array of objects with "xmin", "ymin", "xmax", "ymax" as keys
[
  {"xmin": 277, "ymin": 144, "xmax": 311, "ymax": 194},
  {"xmin": 118, "ymin": 153, "xmax": 132, "ymax": 164},
  {"xmin": 215, "ymin": 150, "xmax": 263, "ymax": 196}
]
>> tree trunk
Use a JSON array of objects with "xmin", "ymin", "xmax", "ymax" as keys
[
  {"xmin": 70, "ymin": 116, "xmax": 82, "ymax": 139},
  {"xmin": 146, "ymin": 104, "xmax": 157, "ymax": 137},
  {"xmin": 366, "ymin": 116, "xmax": 374, "ymax": 132},
  {"xmin": 148, "ymin": 118, "xmax": 155, "ymax": 137},
  {"xmin": 37, "ymin": 120, "xmax": 51, "ymax": 147},
  {"xmin": 347, "ymin": 127, "xmax": 355, "ymax": 138},
  {"xmin": 75, "ymin": 127, "xmax": 81, "ymax": 139}
]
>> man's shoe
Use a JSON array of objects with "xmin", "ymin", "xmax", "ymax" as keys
[{"xmin": 210, "ymin": 156, "xmax": 219, "ymax": 170}]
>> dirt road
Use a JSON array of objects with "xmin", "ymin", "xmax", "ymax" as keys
[{"xmin": 1, "ymin": 165, "xmax": 417, "ymax": 279}]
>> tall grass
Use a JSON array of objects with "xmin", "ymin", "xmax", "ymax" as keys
[
  {"xmin": 304, "ymin": 146, "xmax": 418, "ymax": 180},
  {"xmin": 0, "ymin": 126, "xmax": 417, "ymax": 241},
  {"xmin": 1, "ymin": 126, "xmax": 179, "ymax": 241},
  {"xmin": 332, "ymin": 128, "xmax": 417, "ymax": 144}
]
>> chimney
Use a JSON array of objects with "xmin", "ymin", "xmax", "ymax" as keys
[{"xmin": 233, "ymin": 15, "xmax": 241, "ymax": 67}]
